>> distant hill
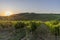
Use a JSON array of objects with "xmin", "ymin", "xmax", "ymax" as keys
[{"xmin": 0, "ymin": 13, "xmax": 60, "ymax": 21}]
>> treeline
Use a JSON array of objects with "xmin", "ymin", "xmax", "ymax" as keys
[{"xmin": 0, "ymin": 13, "xmax": 60, "ymax": 21}]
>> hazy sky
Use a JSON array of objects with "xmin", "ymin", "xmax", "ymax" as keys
[{"xmin": 0, "ymin": 0, "xmax": 60, "ymax": 14}]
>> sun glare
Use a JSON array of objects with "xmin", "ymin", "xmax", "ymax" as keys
[{"xmin": 5, "ymin": 11, "xmax": 13, "ymax": 16}]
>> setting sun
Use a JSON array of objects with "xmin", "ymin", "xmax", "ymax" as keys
[{"xmin": 5, "ymin": 11, "xmax": 13, "ymax": 16}]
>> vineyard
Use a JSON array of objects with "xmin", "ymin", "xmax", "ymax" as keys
[{"xmin": 0, "ymin": 20, "xmax": 60, "ymax": 40}]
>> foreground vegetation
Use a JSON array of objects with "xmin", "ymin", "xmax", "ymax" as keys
[{"xmin": 0, "ymin": 20, "xmax": 60, "ymax": 40}]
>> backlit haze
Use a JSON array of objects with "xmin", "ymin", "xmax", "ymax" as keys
[{"xmin": 0, "ymin": 0, "xmax": 60, "ymax": 16}]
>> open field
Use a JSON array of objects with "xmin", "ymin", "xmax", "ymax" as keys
[{"xmin": 0, "ymin": 20, "xmax": 60, "ymax": 40}]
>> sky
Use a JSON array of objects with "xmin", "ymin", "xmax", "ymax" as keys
[{"xmin": 0, "ymin": 0, "xmax": 60, "ymax": 14}]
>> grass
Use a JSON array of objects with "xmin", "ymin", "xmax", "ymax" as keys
[{"xmin": 0, "ymin": 20, "xmax": 60, "ymax": 40}]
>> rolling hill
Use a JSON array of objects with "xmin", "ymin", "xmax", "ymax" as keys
[{"xmin": 0, "ymin": 13, "xmax": 60, "ymax": 21}]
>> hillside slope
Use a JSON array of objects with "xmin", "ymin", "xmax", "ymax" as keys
[{"xmin": 0, "ymin": 13, "xmax": 60, "ymax": 21}]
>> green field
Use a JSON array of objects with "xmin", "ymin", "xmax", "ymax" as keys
[{"xmin": 0, "ymin": 20, "xmax": 60, "ymax": 40}]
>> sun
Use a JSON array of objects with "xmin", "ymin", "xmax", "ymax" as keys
[
  {"xmin": 5, "ymin": 11, "xmax": 13, "ymax": 16},
  {"xmin": 0, "ymin": 11, "xmax": 14, "ymax": 16}
]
